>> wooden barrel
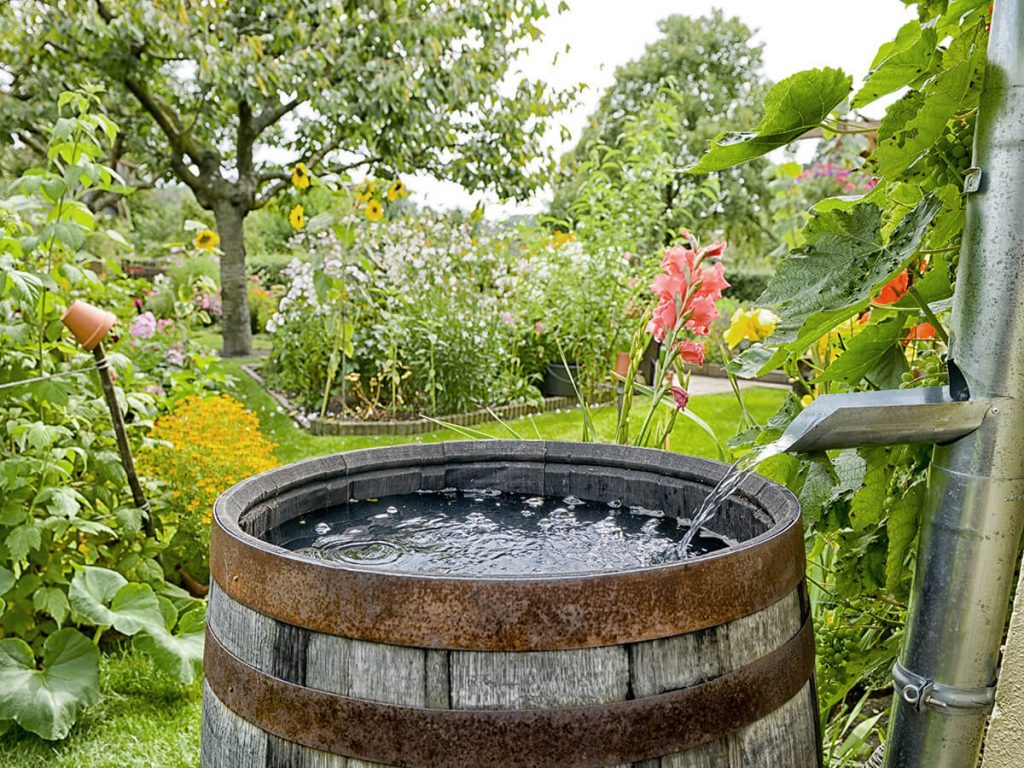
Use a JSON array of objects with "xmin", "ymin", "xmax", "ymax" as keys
[{"xmin": 202, "ymin": 441, "xmax": 820, "ymax": 767}]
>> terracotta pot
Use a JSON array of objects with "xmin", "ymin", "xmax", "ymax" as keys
[
  {"xmin": 61, "ymin": 300, "xmax": 116, "ymax": 350},
  {"xmin": 613, "ymin": 352, "xmax": 631, "ymax": 378}
]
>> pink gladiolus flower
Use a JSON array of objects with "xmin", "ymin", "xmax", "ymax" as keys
[
  {"xmin": 646, "ymin": 239, "xmax": 729, "ymax": 342},
  {"xmin": 130, "ymin": 311, "xmax": 157, "ymax": 339},
  {"xmin": 678, "ymin": 340, "xmax": 705, "ymax": 367},
  {"xmin": 671, "ymin": 385, "xmax": 689, "ymax": 411}
]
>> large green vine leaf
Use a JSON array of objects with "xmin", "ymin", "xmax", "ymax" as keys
[
  {"xmin": 687, "ymin": 68, "xmax": 852, "ymax": 173},
  {"xmin": 816, "ymin": 315, "xmax": 908, "ymax": 386},
  {"xmin": 852, "ymin": 22, "xmax": 938, "ymax": 108},
  {"xmin": 756, "ymin": 194, "xmax": 940, "ymax": 369},
  {"xmin": 0, "ymin": 628, "xmax": 100, "ymax": 740}
]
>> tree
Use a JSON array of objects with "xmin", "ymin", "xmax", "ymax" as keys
[
  {"xmin": 551, "ymin": 12, "xmax": 772, "ymax": 260},
  {"xmin": 0, "ymin": 1, "xmax": 568, "ymax": 355}
]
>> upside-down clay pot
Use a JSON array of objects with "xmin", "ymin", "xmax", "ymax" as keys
[{"xmin": 61, "ymin": 300, "xmax": 116, "ymax": 350}]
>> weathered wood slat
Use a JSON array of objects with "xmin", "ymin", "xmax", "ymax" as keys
[{"xmin": 450, "ymin": 645, "xmax": 629, "ymax": 709}]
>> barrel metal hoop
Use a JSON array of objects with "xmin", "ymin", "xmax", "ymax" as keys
[
  {"xmin": 208, "ymin": 513, "xmax": 805, "ymax": 651},
  {"xmin": 204, "ymin": 615, "xmax": 815, "ymax": 768},
  {"xmin": 892, "ymin": 661, "xmax": 996, "ymax": 716}
]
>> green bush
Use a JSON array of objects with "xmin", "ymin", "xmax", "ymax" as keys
[{"xmin": 726, "ymin": 268, "xmax": 774, "ymax": 304}]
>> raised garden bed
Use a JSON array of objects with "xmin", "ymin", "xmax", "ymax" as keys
[{"xmin": 240, "ymin": 364, "xmax": 579, "ymax": 436}]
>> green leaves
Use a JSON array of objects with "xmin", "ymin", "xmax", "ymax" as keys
[
  {"xmin": 68, "ymin": 567, "xmax": 162, "ymax": 636},
  {"xmin": 869, "ymin": 21, "xmax": 984, "ymax": 177},
  {"xmin": 816, "ymin": 315, "xmax": 908, "ymax": 387},
  {"xmin": 852, "ymin": 22, "xmax": 938, "ymax": 108},
  {"xmin": 757, "ymin": 195, "xmax": 940, "ymax": 364},
  {"xmin": 687, "ymin": 68, "xmax": 852, "ymax": 173},
  {"xmin": 0, "ymin": 629, "xmax": 100, "ymax": 740},
  {"xmin": 133, "ymin": 603, "xmax": 207, "ymax": 685}
]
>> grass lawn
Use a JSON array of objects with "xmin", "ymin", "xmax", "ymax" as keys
[{"xmin": 0, "ymin": 346, "xmax": 787, "ymax": 767}]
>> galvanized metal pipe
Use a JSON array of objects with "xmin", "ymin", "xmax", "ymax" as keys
[{"xmin": 883, "ymin": 2, "xmax": 1024, "ymax": 765}]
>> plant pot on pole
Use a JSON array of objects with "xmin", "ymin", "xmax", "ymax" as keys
[{"xmin": 61, "ymin": 300, "xmax": 155, "ymax": 538}]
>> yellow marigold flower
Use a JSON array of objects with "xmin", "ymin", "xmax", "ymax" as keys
[
  {"xmin": 387, "ymin": 179, "xmax": 406, "ymax": 201},
  {"xmin": 289, "ymin": 204, "xmax": 305, "ymax": 230},
  {"xmin": 725, "ymin": 308, "xmax": 780, "ymax": 349},
  {"xmin": 364, "ymin": 198, "xmax": 384, "ymax": 222},
  {"xmin": 193, "ymin": 229, "xmax": 219, "ymax": 250},
  {"xmin": 291, "ymin": 162, "xmax": 310, "ymax": 190}
]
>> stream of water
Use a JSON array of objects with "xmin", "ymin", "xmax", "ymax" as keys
[{"xmin": 668, "ymin": 439, "xmax": 786, "ymax": 559}]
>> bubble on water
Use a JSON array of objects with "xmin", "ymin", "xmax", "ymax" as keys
[
  {"xmin": 520, "ymin": 509, "xmax": 535, "ymax": 517},
  {"xmin": 314, "ymin": 522, "xmax": 331, "ymax": 535},
  {"xmin": 372, "ymin": 513, "xmax": 390, "ymax": 520},
  {"xmin": 524, "ymin": 497, "xmax": 545, "ymax": 508},
  {"xmin": 478, "ymin": 488, "xmax": 501, "ymax": 497},
  {"xmin": 606, "ymin": 499, "xmax": 622, "ymax": 509},
  {"xmin": 386, "ymin": 505, "xmax": 398, "ymax": 514},
  {"xmin": 563, "ymin": 495, "xmax": 582, "ymax": 507}
]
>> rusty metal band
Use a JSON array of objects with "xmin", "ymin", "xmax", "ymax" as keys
[
  {"xmin": 209, "ymin": 513, "xmax": 805, "ymax": 651},
  {"xmin": 205, "ymin": 615, "xmax": 815, "ymax": 768}
]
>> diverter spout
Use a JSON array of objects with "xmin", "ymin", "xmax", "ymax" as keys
[{"xmin": 775, "ymin": 386, "xmax": 998, "ymax": 454}]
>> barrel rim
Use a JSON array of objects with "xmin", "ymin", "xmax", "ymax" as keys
[{"xmin": 209, "ymin": 440, "xmax": 805, "ymax": 649}]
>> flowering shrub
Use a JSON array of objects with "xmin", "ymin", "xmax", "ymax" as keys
[
  {"xmin": 264, "ymin": 209, "xmax": 631, "ymax": 417},
  {"xmin": 140, "ymin": 394, "xmax": 278, "ymax": 536}
]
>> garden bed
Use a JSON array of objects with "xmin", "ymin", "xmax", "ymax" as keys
[
  {"xmin": 241, "ymin": 363, "xmax": 580, "ymax": 436},
  {"xmin": 683, "ymin": 361, "xmax": 793, "ymax": 386}
]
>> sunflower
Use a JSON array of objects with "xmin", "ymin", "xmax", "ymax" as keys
[
  {"xmin": 193, "ymin": 229, "xmax": 220, "ymax": 250},
  {"xmin": 291, "ymin": 162, "xmax": 310, "ymax": 190},
  {"xmin": 289, "ymin": 204, "xmax": 305, "ymax": 230},
  {"xmin": 387, "ymin": 179, "xmax": 406, "ymax": 201},
  {"xmin": 364, "ymin": 198, "xmax": 384, "ymax": 222},
  {"xmin": 355, "ymin": 179, "xmax": 377, "ymax": 204}
]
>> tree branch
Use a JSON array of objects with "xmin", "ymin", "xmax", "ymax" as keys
[
  {"xmin": 253, "ymin": 97, "xmax": 302, "ymax": 135},
  {"xmin": 16, "ymin": 130, "xmax": 47, "ymax": 157}
]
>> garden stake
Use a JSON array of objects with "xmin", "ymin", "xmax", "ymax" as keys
[{"xmin": 92, "ymin": 342, "xmax": 156, "ymax": 540}]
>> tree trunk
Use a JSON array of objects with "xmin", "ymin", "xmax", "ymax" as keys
[{"xmin": 213, "ymin": 202, "xmax": 253, "ymax": 357}]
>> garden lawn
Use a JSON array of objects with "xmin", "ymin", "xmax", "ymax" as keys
[
  {"xmin": 221, "ymin": 355, "xmax": 789, "ymax": 464},
  {"xmin": 0, "ymin": 356, "xmax": 787, "ymax": 768}
]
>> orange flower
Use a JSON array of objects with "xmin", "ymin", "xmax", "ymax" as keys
[
  {"xmin": 907, "ymin": 322, "xmax": 936, "ymax": 340},
  {"xmin": 877, "ymin": 270, "xmax": 909, "ymax": 304}
]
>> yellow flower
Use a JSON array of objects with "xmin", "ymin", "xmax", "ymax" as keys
[
  {"xmin": 387, "ymin": 179, "xmax": 406, "ymax": 201},
  {"xmin": 725, "ymin": 308, "xmax": 780, "ymax": 348},
  {"xmin": 364, "ymin": 198, "xmax": 383, "ymax": 222},
  {"xmin": 289, "ymin": 204, "xmax": 305, "ymax": 230},
  {"xmin": 801, "ymin": 394, "xmax": 815, "ymax": 408},
  {"xmin": 355, "ymin": 179, "xmax": 377, "ymax": 204},
  {"xmin": 193, "ymin": 229, "xmax": 219, "ymax": 250},
  {"xmin": 291, "ymin": 162, "xmax": 310, "ymax": 190}
]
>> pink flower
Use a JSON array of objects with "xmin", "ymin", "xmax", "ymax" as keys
[
  {"xmin": 501, "ymin": 312, "xmax": 517, "ymax": 326},
  {"xmin": 165, "ymin": 348, "xmax": 185, "ymax": 367},
  {"xmin": 130, "ymin": 311, "xmax": 157, "ymax": 339},
  {"xmin": 671, "ymin": 385, "xmax": 689, "ymax": 411},
  {"xmin": 686, "ymin": 295, "xmax": 719, "ymax": 336},
  {"xmin": 534, "ymin": 321, "xmax": 547, "ymax": 335},
  {"xmin": 678, "ymin": 340, "xmax": 705, "ymax": 366},
  {"xmin": 143, "ymin": 384, "xmax": 165, "ymax": 397},
  {"xmin": 646, "ymin": 239, "xmax": 730, "ymax": 342},
  {"xmin": 157, "ymin": 318, "xmax": 174, "ymax": 332}
]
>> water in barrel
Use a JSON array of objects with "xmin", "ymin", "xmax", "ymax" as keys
[{"xmin": 266, "ymin": 488, "xmax": 737, "ymax": 575}]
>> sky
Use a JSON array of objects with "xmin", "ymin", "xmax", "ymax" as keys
[{"xmin": 410, "ymin": 0, "xmax": 917, "ymax": 216}]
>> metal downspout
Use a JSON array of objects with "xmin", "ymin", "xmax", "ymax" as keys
[{"xmin": 882, "ymin": 2, "xmax": 1024, "ymax": 765}]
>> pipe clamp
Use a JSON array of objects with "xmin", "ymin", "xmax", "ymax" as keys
[{"xmin": 892, "ymin": 661, "xmax": 995, "ymax": 716}]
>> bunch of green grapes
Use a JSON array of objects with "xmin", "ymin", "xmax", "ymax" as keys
[
  {"xmin": 901, "ymin": 348, "xmax": 947, "ymax": 387},
  {"xmin": 919, "ymin": 112, "xmax": 977, "ymax": 187},
  {"xmin": 815, "ymin": 613, "xmax": 862, "ymax": 701}
]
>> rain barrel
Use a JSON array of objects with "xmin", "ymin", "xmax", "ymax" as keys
[{"xmin": 201, "ymin": 440, "xmax": 820, "ymax": 767}]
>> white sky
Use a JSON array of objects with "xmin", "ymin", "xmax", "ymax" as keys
[{"xmin": 410, "ymin": 0, "xmax": 916, "ymax": 216}]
